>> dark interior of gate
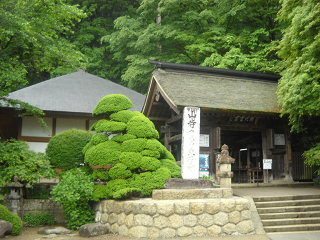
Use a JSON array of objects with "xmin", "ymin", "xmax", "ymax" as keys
[{"xmin": 221, "ymin": 130, "xmax": 263, "ymax": 183}]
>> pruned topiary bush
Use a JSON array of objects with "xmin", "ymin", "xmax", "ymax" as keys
[
  {"xmin": 83, "ymin": 94, "xmax": 181, "ymax": 200},
  {"xmin": 46, "ymin": 129, "xmax": 94, "ymax": 170},
  {"xmin": 0, "ymin": 204, "xmax": 23, "ymax": 235}
]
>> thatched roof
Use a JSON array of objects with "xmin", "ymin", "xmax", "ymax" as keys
[
  {"xmin": 143, "ymin": 60, "xmax": 281, "ymax": 118},
  {"xmin": 7, "ymin": 69, "xmax": 145, "ymax": 115}
]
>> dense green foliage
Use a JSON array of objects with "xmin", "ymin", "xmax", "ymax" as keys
[
  {"xmin": 276, "ymin": 0, "xmax": 320, "ymax": 172},
  {"xmin": 0, "ymin": 0, "xmax": 86, "ymax": 123},
  {"xmin": 46, "ymin": 129, "xmax": 94, "ymax": 170},
  {"xmin": 0, "ymin": 139, "xmax": 56, "ymax": 186},
  {"xmin": 24, "ymin": 212, "xmax": 54, "ymax": 227},
  {"xmin": 103, "ymin": 0, "xmax": 285, "ymax": 93},
  {"xmin": 25, "ymin": 184, "xmax": 50, "ymax": 199},
  {"xmin": 51, "ymin": 169, "xmax": 94, "ymax": 230},
  {"xmin": 93, "ymin": 94, "xmax": 133, "ymax": 116},
  {"xmin": 0, "ymin": 204, "xmax": 23, "ymax": 235},
  {"xmin": 84, "ymin": 94, "xmax": 181, "ymax": 200}
]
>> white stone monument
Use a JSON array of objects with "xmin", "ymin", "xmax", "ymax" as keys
[{"xmin": 181, "ymin": 107, "xmax": 200, "ymax": 179}]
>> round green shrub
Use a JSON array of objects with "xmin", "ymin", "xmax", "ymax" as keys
[
  {"xmin": 84, "ymin": 141, "xmax": 121, "ymax": 166},
  {"xmin": 145, "ymin": 139, "xmax": 165, "ymax": 152},
  {"xmin": 94, "ymin": 119, "xmax": 126, "ymax": 133},
  {"xmin": 93, "ymin": 94, "xmax": 133, "ymax": 116},
  {"xmin": 140, "ymin": 157, "xmax": 161, "ymax": 171},
  {"xmin": 119, "ymin": 152, "xmax": 142, "ymax": 170},
  {"xmin": 109, "ymin": 163, "xmax": 132, "ymax": 179},
  {"xmin": 141, "ymin": 149, "xmax": 161, "ymax": 158},
  {"xmin": 160, "ymin": 159, "xmax": 182, "ymax": 178},
  {"xmin": 127, "ymin": 116, "xmax": 159, "ymax": 139},
  {"xmin": 92, "ymin": 185, "xmax": 109, "ymax": 201},
  {"xmin": 92, "ymin": 169, "xmax": 110, "ymax": 181},
  {"xmin": 111, "ymin": 134, "xmax": 136, "ymax": 143},
  {"xmin": 105, "ymin": 179, "xmax": 129, "ymax": 199},
  {"xmin": 46, "ymin": 129, "xmax": 94, "ymax": 170},
  {"xmin": 121, "ymin": 138, "xmax": 147, "ymax": 152},
  {"xmin": 0, "ymin": 204, "xmax": 23, "ymax": 235},
  {"xmin": 110, "ymin": 110, "xmax": 144, "ymax": 123},
  {"xmin": 91, "ymin": 134, "xmax": 109, "ymax": 145}
]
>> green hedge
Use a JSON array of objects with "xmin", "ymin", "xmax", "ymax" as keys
[
  {"xmin": 24, "ymin": 211, "xmax": 54, "ymax": 227},
  {"xmin": 127, "ymin": 116, "xmax": 159, "ymax": 139},
  {"xmin": 0, "ymin": 204, "xmax": 23, "ymax": 235},
  {"xmin": 46, "ymin": 129, "xmax": 94, "ymax": 170}
]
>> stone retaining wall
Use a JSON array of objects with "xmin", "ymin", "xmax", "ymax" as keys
[
  {"xmin": 0, "ymin": 199, "xmax": 64, "ymax": 224},
  {"xmin": 93, "ymin": 197, "xmax": 255, "ymax": 238}
]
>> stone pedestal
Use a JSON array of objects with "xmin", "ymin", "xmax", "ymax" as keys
[{"xmin": 217, "ymin": 145, "xmax": 235, "ymax": 188}]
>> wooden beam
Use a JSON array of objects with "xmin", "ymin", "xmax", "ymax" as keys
[
  {"xmin": 152, "ymin": 102, "xmax": 167, "ymax": 106},
  {"xmin": 165, "ymin": 114, "xmax": 182, "ymax": 125},
  {"xmin": 18, "ymin": 136, "xmax": 51, "ymax": 142},
  {"xmin": 159, "ymin": 125, "xmax": 180, "ymax": 133},
  {"xmin": 169, "ymin": 134, "xmax": 182, "ymax": 143},
  {"xmin": 149, "ymin": 117, "xmax": 168, "ymax": 121}
]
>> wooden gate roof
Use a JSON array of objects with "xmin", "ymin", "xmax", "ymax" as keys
[{"xmin": 143, "ymin": 60, "xmax": 281, "ymax": 126}]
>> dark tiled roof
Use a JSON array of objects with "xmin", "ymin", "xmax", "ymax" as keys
[
  {"xmin": 152, "ymin": 67, "xmax": 280, "ymax": 114},
  {"xmin": 8, "ymin": 70, "xmax": 145, "ymax": 114}
]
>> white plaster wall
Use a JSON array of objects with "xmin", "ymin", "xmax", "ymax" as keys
[
  {"xmin": 21, "ymin": 117, "xmax": 52, "ymax": 137},
  {"xmin": 27, "ymin": 142, "xmax": 48, "ymax": 153},
  {"xmin": 56, "ymin": 118, "xmax": 86, "ymax": 134}
]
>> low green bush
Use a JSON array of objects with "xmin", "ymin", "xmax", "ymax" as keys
[
  {"xmin": 0, "ymin": 204, "xmax": 23, "ymax": 235},
  {"xmin": 46, "ymin": 129, "xmax": 94, "ymax": 170},
  {"xmin": 51, "ymin": 169, "xmax": 94, "ymax": 230},
  {"xmin": 93, "ymin": 94, "xmax": 133, "ymax": 117},
  {"xmin": 24, "ymin": 211, "xmax": 54, "ymax": 226}
]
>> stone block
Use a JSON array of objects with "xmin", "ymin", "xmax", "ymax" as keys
[
  {"xmin": 193, "ymin": 226, "xmax": 207, "ymax": 236},
  {"xmin": 236, "ymin": 220, "xmax": 254, "ymax": 234},
  {"xmin": 100, "ymin": 201, "xmax": 107, "ymax": 213},
  {"xmin": 206, "ymin": 189, "xmax": 223, "ymax": 198},
  {"xmin": 106, "ymin": 200, "xmax": 115, "ymax": 213},
  {"xmin": 38, "ymin": 226, "xmax": 71, "ymax": 235},
  {"xmin": 160, "ymin": 228, "xmax": 176, "ymax": 238},
  {"xmin": 241, "ymin": 210, "xmax": 251, "ymax": 220},
  {"xmin": 183, "ymin": 214, "xmax": 197, "ymax": 227},
  {"xmin": 158, "ymin": 202, "xmax": 174, "ymax": 216},
  {"xmin": 213, "ymin": 212, "xmax": 229, "ymax": 226},
  {"xmin": 101, "ymin": 213, "xmax": 109, "ymax": 224},
  {"xmin": 92, "ymin": 201, "xmax": 102, "ymax": 212},
  {"xmin": 140, "ymin": 202, "xmax": 157, "ymax": 216},
  {"xmin": 190, "ymin": 202, "xmax": 205, "ymax": 215},
  {"xmin": 206, "ymin": 201, "xmax": 220, "ymax": 214},
  {"xmin": 223, "ymin": 223, "xmax": 236, "ymax": 235},
  {"xmin": 124, "ymin": 202, "xmax": 133, "ymax": 214},
  {"xmin": 109, "ymin": 213, "xmax": 118, "ymax": 224},
  {"xmin": 207, "ymin": 225, "xmax": 221, "ymax": 236},
  {"xmin": 118, "ymin": 225, "xmax": 129, "ymax": 236},
  {"xmin": 169, "ymin": 214, "xmax": 183, "ymax": 229},
  {"xmin": 154, "ymin": 215, "xmax": 169, "ymax": 229},
  {"xmin": 110, "ymin": 223, "xmax": 119, "ymax": 234},
  {"xmin": 152, "ymin": 190, "xmax": 162, "ymax": 200},
  {"xmin": 132, "ymin": 202, "xmax": 141, "ymax": 214},
  {"xmin": 148, "ymin": 227, "xmax": 160, "ymax": 238},
  {"xmin": 164, "ymin": 178, "xmax": 214, "ymax": 189},
  {"xmin": 113, "ymin": 201, "xmax": 124, "ymax": 214},
  {"xmin": 229, "ymin": 211, "xmax": 240, "ymax": 224},
  {"xmin": 129, "ymin": 226, "xmax": 148, "ymax": 238},
  {"xmin": 118, "ymin": 212, "xmax": 126, "ymax": 225},
  {"xmin": 198, "ymin": 213, "xmax": 214, "ymax": 227},
  {"xmin": 95, "ymin": 211, "xmax": 101, "ymax": 223},
  {"xmin": 125, "ymin": 214, "xmax": 134, "ymax": 228},
  {"xmin": 177, "ymin": 227, "xmax": 193, "ymax": 237},
  {"xmin": 78, "ymin": 223, "xmax": 108, "ymax": 237},
  {"xmin": 175, "ymin": 201, "xmax": 190, "ymax": 215},
  {"xmin": 134, "ymin": 214, "xmax": 153, "ymax": 227},
  {"xmin": 221, "ymin": 199, "xmax": 235, "ymax": 213},
  {"xmin": 222, "ymin": 189, "xmax": 233, "ymax": 198},
  {"xmin": 0, "ymin": 220, "xmax": 12, "ymax": 238}
]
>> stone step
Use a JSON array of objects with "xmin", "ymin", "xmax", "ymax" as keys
[
  {"xmin": 262, "ymin": 217, "xmax": 320, "ymax": 226},
  {"xmin": 264, "ymin": 223, "xmax": 320, "ymax": 233},
  {"xmin": 253, "ymin": 195, "xmax": 320, "ymax": 202},
  {"xmin": 260, "ymin": 211, "xmax": 320, "ymax": 219},
  {"xmin": 257, "ymin": 205, "xmax": 320, "ymax": 214},
  {"xmin": 255, "ymin": 199, "xmax": 320, "ymax": 208}
]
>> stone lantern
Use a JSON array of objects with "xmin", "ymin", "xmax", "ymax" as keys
[
  {"xmin": 7, "ymin": 176, "xmax": 23, "ymax": 215},
  {"xmin": 217, "ymin": 144, "xmax": 235, "ymax": 188}
]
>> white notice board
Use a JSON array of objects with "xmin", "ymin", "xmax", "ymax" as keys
[
  {"xmin": 263, "ymin": 159, "xmax": 272, "ymax": 170},
  {"xmin": 200, "ymin": 134, "xmax": 210, "ymax": 147}
]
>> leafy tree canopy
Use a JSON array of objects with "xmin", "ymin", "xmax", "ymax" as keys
[
  {"xmin": 103, "ymin": 0, "xmax": 285, "ymax": 93},
  {"xmin": 276, "ymin": 0, "xmax": 320, "ymax": 132}
]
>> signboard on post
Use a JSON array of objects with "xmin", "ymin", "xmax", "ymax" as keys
[
  {"xmin": 263, "ymin": 159, "xmax": 272, "ymax": 170},
  {"xmin": 263, "ymin": 159, "xmax": 272, "ymax": 183}
]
